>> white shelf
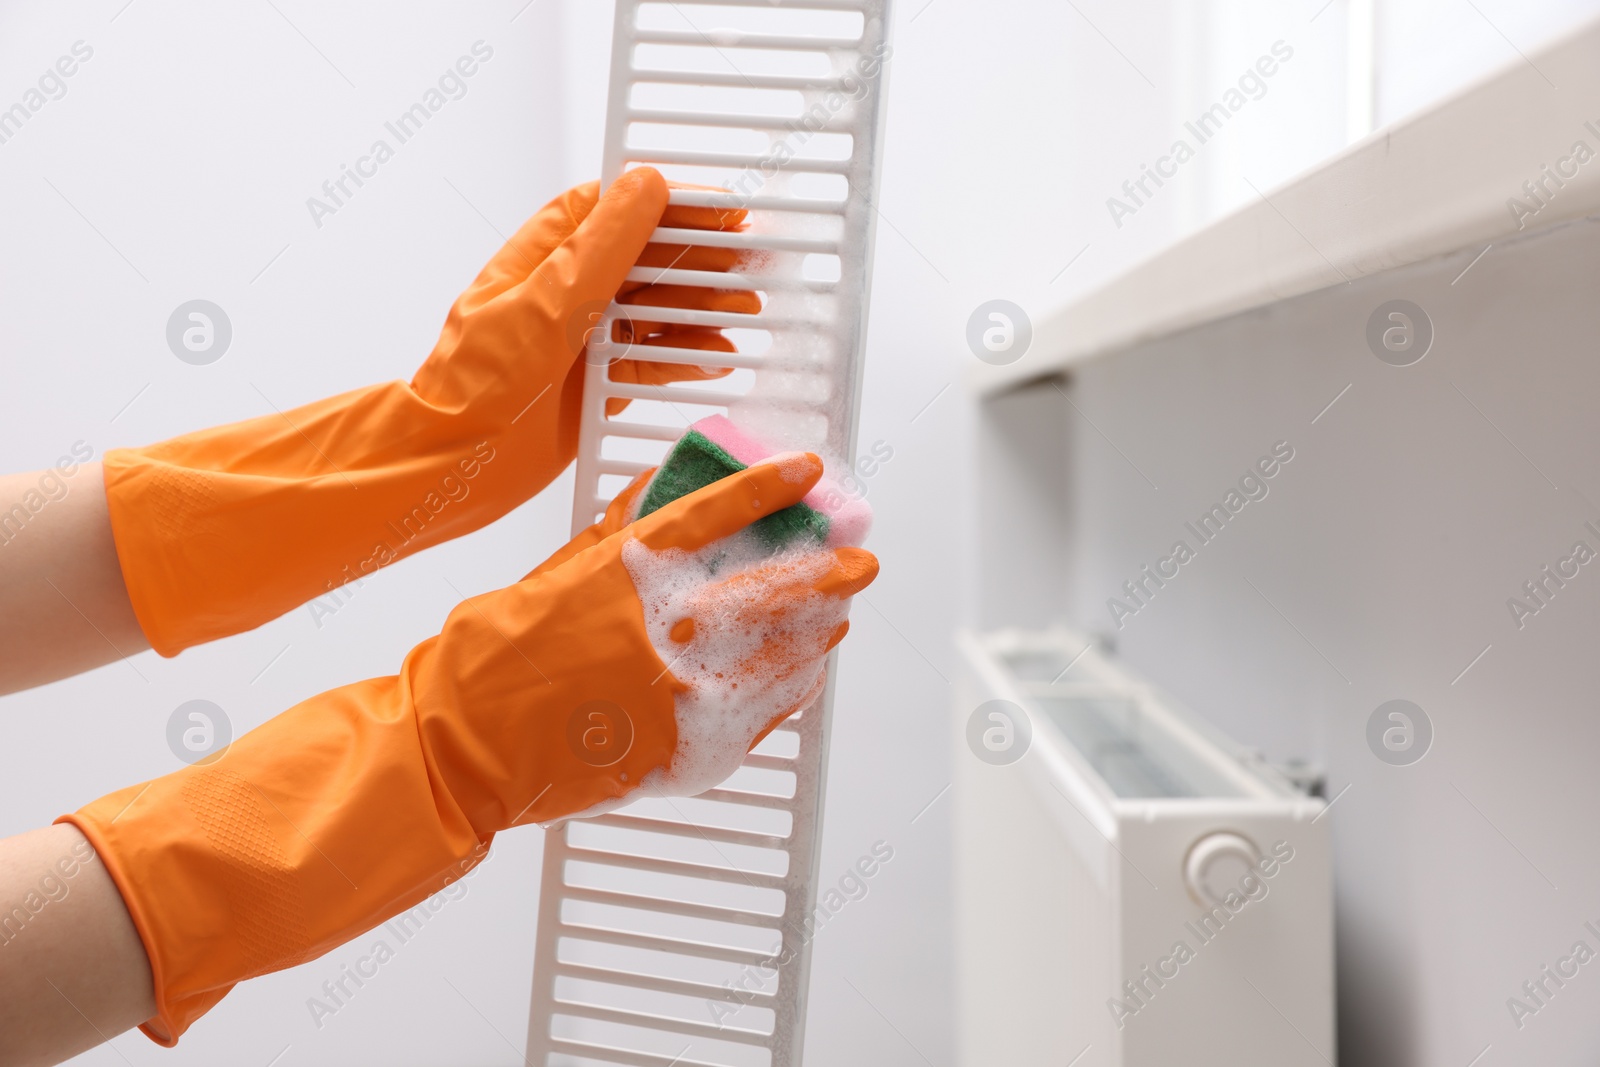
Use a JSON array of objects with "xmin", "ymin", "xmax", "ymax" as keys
[{"xmin": 973, "ymin": 13, "xmax": 1600, "ymax": 396}]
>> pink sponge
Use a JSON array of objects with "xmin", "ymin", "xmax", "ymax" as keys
[{"xmin": 688, "ymin": 415, "xmax": 872, "ymax": 547}]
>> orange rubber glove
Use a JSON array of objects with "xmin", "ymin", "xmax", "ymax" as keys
[
  {"xmin": 105, "ymin": 167, "xmax": 759, "ymax": 656},
  {"xmin": 61, "ymin": 453, "xmax": 877, "ymax": 1045}
]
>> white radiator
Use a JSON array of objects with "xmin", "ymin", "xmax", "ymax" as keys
[
  {"xmin": 526, "ymin": 2, "xmax": 892, "ymax": 1065},
  {"xmin": 955, "ymin": 627, "xmax": 1335, "ymax": 1066}
]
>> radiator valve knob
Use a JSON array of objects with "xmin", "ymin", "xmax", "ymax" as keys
[{"xmin": 1184, "ymin": 831, "xmax": 1260, "ymax": 905}]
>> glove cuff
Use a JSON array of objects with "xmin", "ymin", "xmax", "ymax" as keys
[
  {"xmin": 55, "ymin": 807, "xmax": 227, "ymax": 1046},
  {"xmin": 59, "ymin": 673, "xmax": 487, "ymax": 1044},
  {"xmin": 103, "ymin": 379, "xmax": 549, "ymax": 655}
]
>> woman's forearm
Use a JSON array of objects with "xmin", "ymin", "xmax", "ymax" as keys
[
  {"xmin": 0, "ymin": 824, "xmax": 155, "ymax": 1067},
  {"xmin": 0, "ymin": 464, "xmax": 161, "ymax": 1065},
  {"xmin": 0, "ymin": 463, "xmax": 148, "ymax": 695}
]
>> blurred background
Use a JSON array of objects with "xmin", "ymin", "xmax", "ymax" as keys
[{"xmin": 1, "ymin": 1, "xmax": 1598, "ymax": 1064}]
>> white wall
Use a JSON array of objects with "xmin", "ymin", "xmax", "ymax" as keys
[{"xmin": 1370, "ymin": 0, "xmax": 1600, "ymax": 126}]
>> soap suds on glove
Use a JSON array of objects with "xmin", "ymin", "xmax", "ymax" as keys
[
  {"xmin": 767, "ymin": 450, "xmax": 817, "ymax": 485},
  {"xmin": 621, "ymin": 531, "xmax": 849, "ymax": 798}
]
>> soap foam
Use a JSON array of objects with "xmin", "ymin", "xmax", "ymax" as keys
[
  {"xmin": 555, "ymin": 487, "xmax": 862, "ymax": 824},
  {"xmin": 621, "ymin": 530, "xmax": 849, "ymax": 798},
  {"xmin": 765, "ymin": 450, "xmax": 817, "ymax": 485}
]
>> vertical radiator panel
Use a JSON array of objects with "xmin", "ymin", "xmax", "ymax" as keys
[{"xmin": 528, "ymin": 4, "xmax": 892, "ymax": 1065}]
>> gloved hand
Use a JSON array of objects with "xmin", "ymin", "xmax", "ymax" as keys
[
  {"xmin": 61, "ymin": 452, "xmax": 877, "ymax": 1045},
  {"xmin": 105, "ymin": 167, "xmax": 759, "ymax": 655}
]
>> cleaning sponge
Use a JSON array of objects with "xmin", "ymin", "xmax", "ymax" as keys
[{"xmin": 637, "ymin": 415, "xmax": 871, "ymax": 550}]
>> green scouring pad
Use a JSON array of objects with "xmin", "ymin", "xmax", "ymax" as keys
[{"xmin": 637, "ymin": 420, "xmax": 831, "ymax": 551}]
